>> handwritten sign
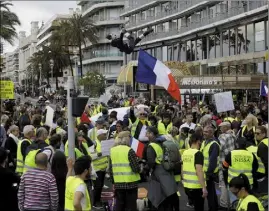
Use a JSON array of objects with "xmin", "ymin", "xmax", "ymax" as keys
[
  {"xmin": 214, "ymin": 91, "xmax": 235, "ymax": 113},
  {"xmin": 101, "ymin": 139, "xmax": 115, "ymax": 156},
  {"xmin": 0, "ymin": 80, "xmax": 14, "ymax": 99}
]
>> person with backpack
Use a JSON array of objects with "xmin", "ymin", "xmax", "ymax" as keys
[
  {"xmin": 23, "ymin": 127, "xmax": 49, "ymax": 173},
  {"xmin": 146, "ymin": 126, "xmax": 178, "ymax": 211}
]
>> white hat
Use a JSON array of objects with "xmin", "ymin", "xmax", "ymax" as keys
[
  {"xmin": 97, "ymin": 129, "xmax": 108, "ymax": 136},
  {"xmin": 45, "ymin": 100, "xmax": 50, "ymax": 104},
  {"xmin": 23, "ymin": 125, "xmax": 35, "ymax": 135},
  {"xmin": 219, "ymin": 122, "xmax": 231, "ymax": 127}
]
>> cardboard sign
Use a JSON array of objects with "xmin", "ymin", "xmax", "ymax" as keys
[{"xmin": 0, "ymin": 80, "xmax": 14, "ymax": 99}]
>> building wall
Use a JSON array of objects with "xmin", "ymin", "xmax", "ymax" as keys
[
  {"xmin": 124, "ymin": 1, "xmax": 268, "ymax": 82},
  {"xmin": 80, "ymin": 1, "xmax": 125, "ymax": 83}
]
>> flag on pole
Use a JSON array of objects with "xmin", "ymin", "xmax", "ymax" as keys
[
  {"xmin": 130, "ymin": 137, "xmax": 144, "ymax": 158},
  {"xmin": 260, "ymin": 80, "xmax": 268, "ymax": 98},
  {"xmin": 136, "ymin": 49, "xmax": 181, "ymax": 104}
]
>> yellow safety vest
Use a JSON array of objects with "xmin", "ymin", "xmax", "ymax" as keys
[
  {"xmin": 152, "ymin": 105, "xmax": 158, "ymax": 114},
  {"xmin": 236, "ymin": 194, "xmax": 264, "ymax": 211},
  {"xmin": 149, "ymin": 143, "xmax": 163, "ymax": 164},
  {"xmin": 131, "ymin": 119, "xmax": 150, "ymax": 137},
  {"xmin": 23, "ymin": 149, "xmax": 39, "ymax": 173},
  {"xmin": 64, "ymin": 141, "xmax": 88, "ymax": 159},
  {"xmin": 157, "ymin": 120, "xmax": 173, "ymax": 135},
  {"xmin": 45, "ymin": 138, "xmax": 50, "ymax": 145},
  {"xmin": 110, "ymin": 145, "xmax": 140, "ymax": 183},
  {"xmin": 89, "ymin": 128, "xmax": 97, "ymax": 143},
  {"xmin": 16, "ymin": 139, "xmax": 31, "ymax": 175},
  {"xmin": 65, "ymin": 176, "xmax": 91, "ymax": 211},
  {"xmin": 182, "ymin": 148, "xmax": 205, "ymax": 189},
  {"xmin": 200, "ymin": 140, "xmax": 220, "ymax": 174},
  {"xmin": 124, "ymin": 100, "xmax": 129, "ymax": 107},
  {"xmin": 228, "ymin": 150, "xmax": 254, "ymax": 185},
  {"xmin": 247, "ymin": 145, "xmax": 265, "ymax": 174},
  {"xmin": 92, "ymin": 139, "xmax": 108, "ymax": 171},
  {"xmin": 259, "ymin": 138, "xmax": 268, "ymax": 147},
  {"xmin": 224, "ymin": 117, "xmax": 235, "ymax": 123}
]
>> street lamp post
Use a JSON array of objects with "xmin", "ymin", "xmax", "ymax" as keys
[
  {"xmin": 73, "ymin": 50, "xmax": 78, "ymax": 91},
  {"xmin": 38, "ymin": 63, "xmax": 42, "ymax": 87},
  {"xmin": 31, "ymin": 66, "xmax": 34, "ymax": 96},
  {"xmin": 49, "ymin": 59, "xmax": 54, "ymax": 91}
]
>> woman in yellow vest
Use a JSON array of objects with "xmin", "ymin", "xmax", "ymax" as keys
[
  {"xmin": 65, "ymin": 156, "xmax": 92, "ymax": 211},
  {"xmin": 229, "ymin": 173, "xmax": 265, "ymax": 211},
  {"xmin": 238, "ymin": 114, "xmax": 258, "ymax": 146}
]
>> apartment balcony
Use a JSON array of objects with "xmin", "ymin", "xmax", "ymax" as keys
[
  {"xmin": 81, "ymin": 37, "xmax": 110, "ymax": 50},
  {"xmin": 127, "ymin": 0, "xmax": 214, "ymax": 30},
  {"xmin": 36, "ymin": 32, "xmax": 52, "ymax": 47},
  {"xmin": 92, "ymin": 17, "xmax": 125, "ymax": 26},
  {"xmin": 82, "ymin": 1, "xmax": 124, "ymax": 17},
  {"xmin": 121, "ymin": 0, "xmax": 167, "ymax": 17},
  {"xmin": 82, "ymin": 51, "xmax": 123, "ymax": 65},
  {"xmin": 140, "ymin": 2, "xmax": 268, "ymax": 45}
]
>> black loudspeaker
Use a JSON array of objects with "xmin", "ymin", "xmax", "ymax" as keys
[{"xmin": 72, "ymin": 97, "xmax": 88, "ymax": 117}]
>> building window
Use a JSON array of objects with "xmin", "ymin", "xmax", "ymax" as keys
[
  {"xmin": 222, "ymin": 30, "xmax": 229, "ymax": 56},
  {"xmin": 215, "ymin": 33, "xmax": 221, "ymax": 58},
  {"xmin": 237, "ymin": 25, "xmax": 246, "ymax": 54},
  {"xmin": 229, "ymin": 28, "xmax": 236, "ymax": 56},
  {"xmin": 168, "ymin": 46, "xmax": 172, "ymax": 61},
  {"xmin": 173, "ymin": 44, "xmax": 179, "ymax": 61},
  {"xmin": 196, "ymin": 38, "xmax": 202, "ymax": 60},
  {"xmin": 186, "ymin": 40, "xmax": 192, "ymax": 61},
  {"xmin": 209, "ymin": 35, "xmax": 215, "ymax": 59},
  {"xmin": 255, "ymin": 21, "xmax": 265, "ymax": 52},
  {"xmin": 180, "ymin": 42, "xmax": 186, "ymax": 61},
  {"xmin": 247, "ymin": 24, "xmax": 254, "ymax": 52},
  {"xmin": 156, "ymin": 47, "xmax": 162, "ymax": 60}
]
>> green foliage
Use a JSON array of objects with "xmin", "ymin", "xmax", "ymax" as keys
[
  {"xmin": 0, "ymin": 1, "xmax": 21, "ymax": 45},
  {"xmin": 79, "ymin": 71, "xmax": 106, "ymax": 97}
]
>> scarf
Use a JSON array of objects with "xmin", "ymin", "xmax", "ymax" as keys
[{"xmin": 9, "ymin": 133, "xmax": 19, "ymax": 145}]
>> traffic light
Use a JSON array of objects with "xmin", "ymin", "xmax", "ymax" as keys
[{"xmin": 72, "ymin": 97, "xmax": 88, "ymax": 117}]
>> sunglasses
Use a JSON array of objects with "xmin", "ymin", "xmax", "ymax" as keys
[
  {"xmin": 140, "ymin": 113, "xmax": 147, "ymax": 116},
  {"xmin": 255, "ymin": 132, "xmax": 261, "ymax": 135}
]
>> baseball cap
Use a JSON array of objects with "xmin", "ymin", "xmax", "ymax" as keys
[
  {"xmin": 23, "ymin": 125, "xmax": 35, "ymax": 135},
  {"xmin": 97, "ymin": 129, "xmax": 108, "ymax": 136}
]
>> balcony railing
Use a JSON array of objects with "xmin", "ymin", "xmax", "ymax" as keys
[
  {"xmin": 123, "ymin": 0, "xmax": 158, "ymax": 14},
  {"xmin": 141, "ymin": 2, "xmax": 268, "ymax": 44},
  {"xmin": 83, "ymin": 51, "xmax": 123, "ymax": 60},
  {"xmin": 91, "ymin": 16, "xmax": 124, "ymax": 22},
  {"xmin": 128, "ymin": 0, "xmax": 204, "ymax": 28},
  {"xmin": 81, "ymin": 1, "xmax": 115, "ymax": 13}
]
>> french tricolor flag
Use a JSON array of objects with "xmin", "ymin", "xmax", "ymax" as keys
[
  {"xmin": 136, "ymin": 49, "xmax": 181, "ymax": 104},
  {"xmin": 131, "ymin": 137, "xmax": 144, "ymax": 158},
  {"xmin": 260, "ymin": 80, "xmax": 268, "ymax": 99}
]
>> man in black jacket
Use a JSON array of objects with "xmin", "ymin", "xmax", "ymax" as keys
[{"xmin": 106, "ymin": 27, "xmax": 153, "ymax": 54}]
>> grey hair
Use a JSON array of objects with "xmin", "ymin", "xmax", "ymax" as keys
[
  {"xmin": 36, "ymin": 127, "xmax": 48, "ymax": 138},
  {"xmin": 114, "ymin": 136, "xmax": 131, "ymax": 147},
  {"xmin": 1, "ymin": 114, "xmax": 9, "ymax": 124},
  {"xmin": 9, "ymin": 125, "xmax": 19, "ymax": 133}
]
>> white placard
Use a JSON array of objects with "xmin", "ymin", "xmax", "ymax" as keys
[
  {"xmin": 214, "ymin": 91, "xmax": 235, "ymax": 113},
  {"xmin": 45, "ymin": 106, "xmax": 54, "ymax": 128},
  {"xmin": 101, "ymin": 139, "xmax": 115, "ymax": 156}
]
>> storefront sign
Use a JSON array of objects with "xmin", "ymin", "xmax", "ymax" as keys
[{"xmin": 181, "ymin": 77, "xmax": 219, "ymax": 86}]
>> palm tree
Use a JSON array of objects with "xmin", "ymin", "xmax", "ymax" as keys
[
  {"xmin": 0, "ymin": 1, "xmax": 21, "ymax": 45},
  {"xmin": 57, "ymin": 12, "xmax": 98, "ymax": 78}
]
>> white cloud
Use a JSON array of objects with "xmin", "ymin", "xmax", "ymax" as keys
[{"xmin": 3, "ymin": 1, "xmax": 77, "ymax": 53}]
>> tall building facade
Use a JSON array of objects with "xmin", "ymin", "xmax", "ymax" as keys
[
  {"xmin": 18, "ymin": 21, "xmax": 39, "ymax": 85},
  {"xmin": 121, "ymin": 0, "xmax": 268, "ymax": 100},
  {"xmin": 78, "ymin": 0, "xmax": 125, "ymax": 85},
  {"xmin": 36, "ymin": 11, "xmax": 75, "ymax": 89},
  {"xmin": 1, "ymin": 49, "xmax": 19, "ymax": 83}
]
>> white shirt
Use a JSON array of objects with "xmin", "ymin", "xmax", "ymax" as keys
[
  {"xmin": 75, "ymin": 183, "xmax": 87, "ymax": 210},
  {"xmin": 180, "ymin": 122, "xmax": 196, "ymax": 131}
]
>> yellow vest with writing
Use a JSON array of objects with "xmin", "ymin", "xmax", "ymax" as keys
[
  {"xmin": 157, "ymin": 120, "xmax": 173, "ymax": 135},
  {"xmin": 16, "ymin": 139, "xmax": 31, "ymax": 175},
  {"xmin": 92, "ymin": 139, "xmax": 108, "ymax": 171},
  {"xmin": 228, "ymin": 150, "xmax": 254, "ymax": 185},
  {"xmin": 236, "ymin": 194, "xmax": 264, "ymax": 211},
  {"xmin": 246, "ymin": 145, "xmax": 265, "ymax": 174},
  {"xmin": 110, "ymin": 145, "xmax": 140, "ymax": 183},
  {"xmin": 65, "ymin": 176, "xmax": 91, "ymax": 211},
  {"xmin": 182, "ymin": 148, "xmax": 205, "ymax": 189},
  {"xmin": 200, "ymin": 140, "xmax": 220, "ymax": 174},
  {"xmin": 149, "ymin": 143, "xmax": 163, "ymax": 164}
]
